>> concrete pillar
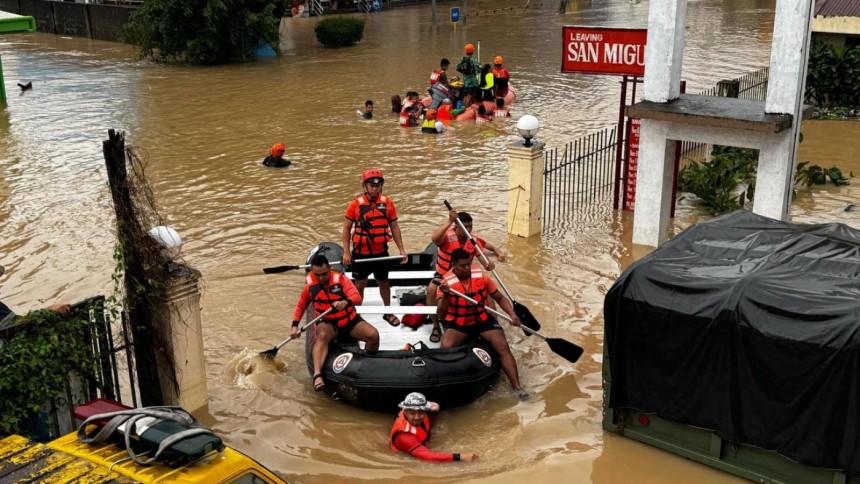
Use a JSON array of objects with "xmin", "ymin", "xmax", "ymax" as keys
[
  {"xmin": 755, "ymin": 0, "xmax": 813, "ymax": 221},
  {"xmin": 507, "ymin": 141, "xmax": 544, "ymax": 238},
  {"xmin": 153, "ymin": 265, "xmax": 209, "ymax": 414},
  {"xmin": 632, "ymin": 120, "xmax": 676, "ymax": 246},
  {"xmin": 642, "ymin": 0, "xmax": 686, "ymax": 103},
  {"xmin": 1, "ymin": 55, "xmax": 6, "ymax": 105}
]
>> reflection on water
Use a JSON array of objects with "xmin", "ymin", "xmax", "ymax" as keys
[{"xmin": 3, "ymin": 0, "xmax": 857, "ymax": 482}]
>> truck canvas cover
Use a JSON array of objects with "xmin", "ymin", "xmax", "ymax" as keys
[{"xmin": 605, "ymin": 210, "xmax": 860, "ymax": 473}]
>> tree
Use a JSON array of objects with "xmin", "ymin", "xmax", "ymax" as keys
[{"xmin": 125, "ymin": 0, "xmax": 283, "ymax": 65}]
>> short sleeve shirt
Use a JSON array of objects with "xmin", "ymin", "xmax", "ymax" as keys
[{"xmin": 345, "ymin": 195, "xmax": 398, "ymax": 254}]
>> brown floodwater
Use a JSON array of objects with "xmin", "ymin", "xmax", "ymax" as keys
[{"xmin": 2, "ymin": 0, "xmax": 858, "ymax": 482}]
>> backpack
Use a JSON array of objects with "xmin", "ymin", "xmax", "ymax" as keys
[{"xmin": 457, "ymin": 57, "xmax": 476, "ymax": 76}]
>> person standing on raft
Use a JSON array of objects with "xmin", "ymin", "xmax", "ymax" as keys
[
  {"xmin": 492, "ymin": 56, "xmax": 510, "ymax": 100},
  {"xmin": 342, "ymin": 169, "xmax": 407, "ymax": 327},
  {"xmin": 262, "ymin": 143, "xmax": 291, "ymax": 168},
  {"xmin": 390, "ymin": 392, "xmax": 478, "ymax": 463},
  {"xmin": 291, "ymin": 255, "xmax": 380, "ymax": 392},
  {"xmin": 456, "ymin": 43, "xmax": 481, "ymax": 105},
  {"xmin": 437, "ymin": 249, "xmax": 526, "ymax": 399}
]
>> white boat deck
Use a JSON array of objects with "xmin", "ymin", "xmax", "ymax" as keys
[{"xmin": 354, "ymin": 271, "xmax": 441, "ymax": 351}]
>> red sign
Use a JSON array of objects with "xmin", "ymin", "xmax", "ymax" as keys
[
  {"xmin": 562, "ymin": 26, "xmax": 647, "ymax": 76},
  {"xmin": 624, "ymin": 118, "xmax": 641, "ymax": 211}
]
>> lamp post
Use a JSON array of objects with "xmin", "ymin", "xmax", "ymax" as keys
[{"xmin": 516, "ymin": 114, "xmax": 540, "ymax": 147}]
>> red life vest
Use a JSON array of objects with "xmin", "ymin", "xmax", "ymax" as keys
[
  {"xmin": 443, "ymin": 268, "xmax": 490, "ymax": 327},
  {"xmin": 389, "ymin": 410, "xmax": 432, "ymax": 452},
  {"xmin": 493, "ymin": 109, "xmax": 510, "ymax": 118},
  {"xmin": 352, "ymin": 194, "xmax": 392, "ymax": 254},
  {"xmin": 429, "ymin": 69, "xmax": 444, "ymax": 85},
  {"xmin": 435, "ymin": 228, "xmax": 482, "ymax": 275},
  {"xmin": 306, "ymin": 271, "xmax": 357, "ymax": 328}
]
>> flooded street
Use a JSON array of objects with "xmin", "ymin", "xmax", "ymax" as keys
[{"xmin": 1, "ymin": 0, "xmax": 858, "ymax": 481}]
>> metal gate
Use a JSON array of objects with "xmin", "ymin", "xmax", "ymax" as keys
[{"xmin": 542, "ymin": 126, "xmax": 617, "ymax": 228}]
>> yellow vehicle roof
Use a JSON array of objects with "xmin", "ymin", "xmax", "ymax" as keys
[{"xmin": 0, "ymin": 433, "xmax": 285, "ymax": 483}]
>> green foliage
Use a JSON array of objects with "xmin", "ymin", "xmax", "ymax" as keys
[
  {"xmin": 124, "ymin": 0, "xmax": 282, "ymax": 65},
  {"xmin": 0, "ymin": 306, "xmax": 99, "ymax": 435},
  {"xmin": 795, "ymin": 161, "xmax": 851, "ymax": 187},
  {"xmin": 805, "ymin": 40, "xmax": 860, "ymax": 109},
  {"xmin": 314, "ymin": 16, "xmax": 365, "ymax": 48},
  {"xmin": 677, "ymin": 146, "xmax": 758, "ymax": 215}
]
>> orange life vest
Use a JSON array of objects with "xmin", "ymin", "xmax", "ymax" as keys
[
  {"xmin": 443, "ymin": 268, "xmax": 490, "ymax": 327},
  {"xmin": 429, "ymin": 68, "xmax": 444, "ymax": 85},
  {"xmin": 389, "ymin": 410, "xmax": 432, "ymax": 452},
  {"xmin": 435, "ymin": 228, "xmax": 481, "ymax": 275},
  {"xmin": 307, "ymin": 271, "xmax": 357, "ymax": 328},
  {"xmin": 352, "ymin": 194, "xmax": 393, "ymax": 254}
]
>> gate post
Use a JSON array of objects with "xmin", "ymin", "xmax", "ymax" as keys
[
  {"xmin": 507, "ymin": 141, "xmax": 545, "ymax": 237},
  {"xmin": 152, "ymin": 264, "xmax": 209, "ymax": 414}
]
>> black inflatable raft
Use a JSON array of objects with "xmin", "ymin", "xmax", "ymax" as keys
[{"xmin": 303, "ymin": 242, "xmax": 501, "ymax": 411}]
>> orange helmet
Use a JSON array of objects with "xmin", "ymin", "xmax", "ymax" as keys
[
  {"xmin": 494, "ymin": 55, "xmax": 504, "ymax": 65},
  {"xmin": 464, "ymin": 43, "xmax": 475, "ymax": 54},
  {"xmin": 362, "ymin": 168, "xmax": 384, "ymax": 183},
  {"xmin": 271, "ymin": 143, "xmax": 285, "ymax": 156}
]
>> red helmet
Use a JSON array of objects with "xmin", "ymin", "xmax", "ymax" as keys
[{"xmin": 362, "ymin": 169, "xmax": 384, "ymax": 183}]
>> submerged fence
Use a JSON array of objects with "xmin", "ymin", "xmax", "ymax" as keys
[{"xmin": 542, "ymin": 126, "xmax": 617, "ymax": 228}]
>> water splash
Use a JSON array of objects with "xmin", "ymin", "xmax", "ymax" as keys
[{"xmin": 222, "ymin": 348, "xmax": 288, "ymax": 389}]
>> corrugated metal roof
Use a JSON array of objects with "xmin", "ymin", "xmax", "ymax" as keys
[{"xmin": 815, "ymin": 0, "xmax": 860, "ymax": 18}]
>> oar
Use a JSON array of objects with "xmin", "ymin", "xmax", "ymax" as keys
[
  {"xmin": 443, "ymin": 200, "xmax": 541, "ymax": 335},
  {"xmin": 447, "ymin": 288, "xmax": 583, "ymax": 364},
  {"xmin": 259, "ymin": 308, "xmax": 333, "ymax": 359},
  {"xmin": 259, "ymin": 255, "xmax": 407, "ymax": 275}
]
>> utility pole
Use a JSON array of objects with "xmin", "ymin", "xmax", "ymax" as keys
[
  {"xmin": 464, "ymin": 0, "xmax": 468, "ymax": 24},
  {"xmin": 432, "ymin": 0, "xmax": 437, "ymax": 26}
]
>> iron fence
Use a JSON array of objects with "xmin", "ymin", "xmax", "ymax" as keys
[{"xmin": 542, "ymin": 126, "xmax": 617, "ymax": 228}]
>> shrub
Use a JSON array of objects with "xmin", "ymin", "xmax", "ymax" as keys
[
  {"xmin": 125, "ymin": 0, "xmax": 283, "ymax": 65},
  {"xmin": 805, "ymin": 40, "xmax": 860, "ymax": 109},
  {"xmin": 677, "ymin": 146, "xmax": 758, "ymax": 215},
  {"xmin": 795, "ymin": 161, "xmax": 851, "ymax": 187},
  {"xmin": 314, "ymin": 17, "xmax": 365, "ymax": 48}
]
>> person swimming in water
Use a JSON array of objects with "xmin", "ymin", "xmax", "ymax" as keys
[{"xmin": 262, "ymin": 143, "xmax": 291, "ymax": 168}]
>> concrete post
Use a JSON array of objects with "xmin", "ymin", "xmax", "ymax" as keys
[
  {"xmin": 754, "ymin": 0, "xmax": 814, "ymax": 221},
  {"xmin": 642, "ymin": 0, "xmax": 686, "ymax": 103},
  {"xmin": 1, "ymin": 55, "xmax": 6, "ymax": 105},
  {"xmin": 632, "ymin": 120, "xmax": 676, "ymax": 246},
  {"xmin": 507, "ymin": 141, "xmax": 544, "ymax": 238},
  {"xmin": 153, "ymin": 265, "xmax": 209, "ymax": 414}
]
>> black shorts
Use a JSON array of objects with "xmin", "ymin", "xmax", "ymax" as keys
[
  {"xmin": 321, "ymin": 316, "xmax": 362, "ymax": 340},
  {"xmin": 465, "ymin": 86, "xmax": 481, "ymax": 101},
  {"xmin": 447, "ymin": 316, "xmax": 503, "ymax": 338},
  {"xmin": 352, "ymin": 251, "xmax": 390, "ymax": 282}
]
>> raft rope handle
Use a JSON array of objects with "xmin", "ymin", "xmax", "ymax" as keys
[{"xmin": 77, "ymin": 406, "xmax": 221, "ymax": 466}]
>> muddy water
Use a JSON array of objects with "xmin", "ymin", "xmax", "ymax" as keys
[{"xmin": 3, "ymin": 0, "xmax": 855, "ymax": 482}]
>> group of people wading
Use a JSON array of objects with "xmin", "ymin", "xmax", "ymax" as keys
[
  {"xmin": 287, "ymin": 169, "xmax": 524, "ymax": 462},
  {"xmin": 393, "ymin": 43, "xmax": 513, "ymax": 132}
]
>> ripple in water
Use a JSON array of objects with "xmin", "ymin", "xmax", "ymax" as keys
[{"xmin": 222, "ymin": 348, "xmax": 288, "ymax": 390}]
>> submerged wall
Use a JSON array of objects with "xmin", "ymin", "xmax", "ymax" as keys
[{"xmin": 0, "ymin": 0, "xmax": 133, "ymax": 42}]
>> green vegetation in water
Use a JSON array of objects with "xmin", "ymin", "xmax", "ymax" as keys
[
  {"xmin": 678, "ymin": 145, "xmax": 852, "ymax": 215},
  {"xmin": 314, "ymin": 17, "xmax": 365, "ymax": 48},
  {"xmin": 806, "ymin": 40, "xmax": 860, "ymax": 115},
  {"xmin": 0, "ymin": 305, "xmax": 100, "ymax": 436},
  {"xmin": 678, "ymin": 146, "xmax": 758, "ymax": 215},
  {"xmin": 124, "ymin": 0, "xmax": 283, "ymax": 64},
  {"xmin": 795, "ymin": 161, "xmax": 852, "ymax": 187}
]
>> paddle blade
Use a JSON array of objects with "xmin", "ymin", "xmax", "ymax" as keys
[
  {"xmin": 546, "ymin": 337, "xmax": 584, "ymax": 364},
  {"xmin": 513, "ymin": 301, "xmax": 541, "ymax": 336},
  {"xmin": 262, "ymin": 265, "xmax": 300, "ymax": 274},
  {"xmin": 258, "ymin": 347, "xmax": 279, "ymax": 359}
]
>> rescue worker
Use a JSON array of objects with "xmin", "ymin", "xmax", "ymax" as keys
[
  {"xmin": 262, "ymin": 143, "xmax": 291, "ymax": 168},
  {"xmin": 342, "ymin": 169, "xmax": 407, "ymax": 327},
  {"xmin": 437, "ymin": 98, "xmax": 454, "ymax": 125},
  {"xmin": 492, "ymin": 56, "xmax": 510, "ymax": 100},
  {"xmin": 291, "ymin": 255, "xmax": 380, "ymax": 392},
  {"xmin": 390, "ymin": 392, "xmax": 478, "ymax": 463},
  {"xmin": 475, "ymin": 104, "xmax": 492, "ymax": 125},
  {"xmin": 456, "ymin": 43, "xmax": 481, "ymax": 104},
  {"xmin": 426, "ymin": 209, "xmax": 505, "ymax": 343},
  {"xmin": 429, "ymin": 73, "xmax": 451, "ymax": 109},
  {"xmin": 421, "ymin": 109, "xmax": 440, "ymax": 134},
  {"xmin": 480, "ymin": 64, "xmax": 495, "ymax": 102},
  {"xmin": 429, "ymin": 58, "xmax": 450, "ymax": 86},
  {"xmin": 437, "ymin": 249, "xmax": 526, "ymax": 398}
]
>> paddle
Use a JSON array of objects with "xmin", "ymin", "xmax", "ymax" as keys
[
  {"xmin": 443, "ymin": 200, "xmax": 541, "ymax": 335},
  {"xmin": 259, "ymin": 255, "xmax": 407, "ymax": 275},
  {"xmin": 259, "ymin": 308, "xmax": 333, "ymax": 359},
  {"xmin": 447, "ymin": 288, "xmax": 583, "ymax": 364}
]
